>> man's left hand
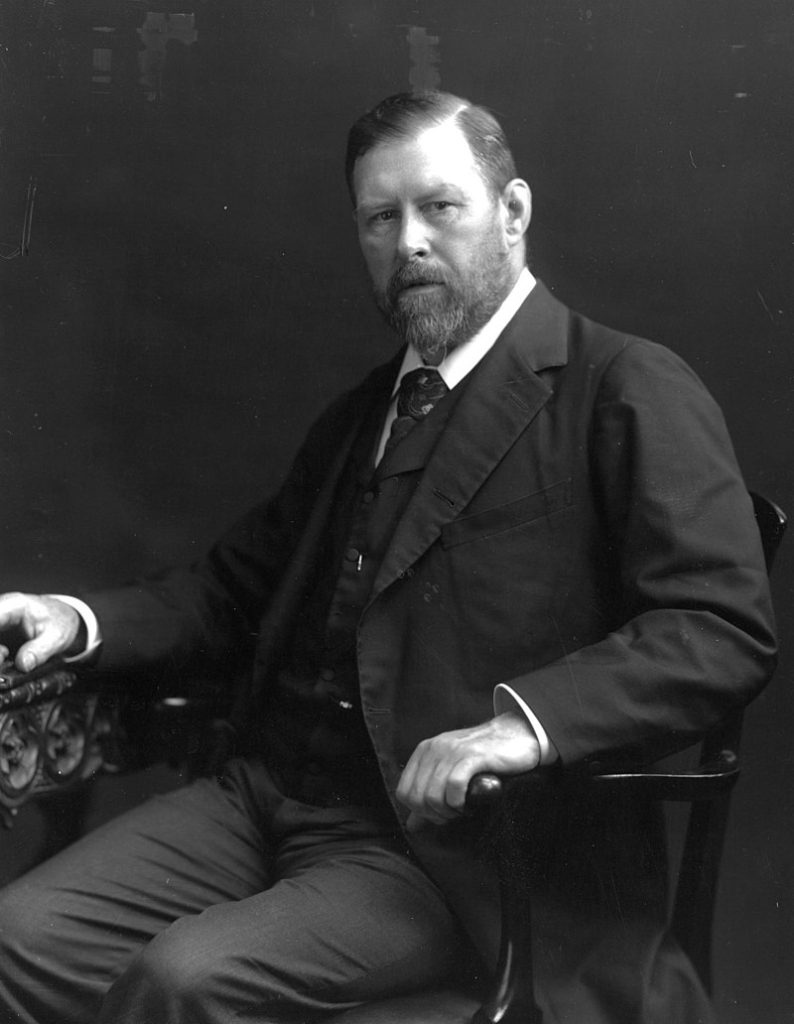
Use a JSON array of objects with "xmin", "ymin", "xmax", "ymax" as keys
[{"xmin": 396, "ymin": 711, "xmax": 541, "ymax": 831}]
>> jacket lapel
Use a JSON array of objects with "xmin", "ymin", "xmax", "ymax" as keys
[
  {"xmin": 238, "ymin": 355, "xmax": 397, "ymax": 712},
  {"xmin": 370, "ymin": 282, "xmax": 570, "ymax": 598}
]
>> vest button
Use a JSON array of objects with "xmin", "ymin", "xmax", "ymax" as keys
[
  {"xmin": 346, "ymin": 547, "xmax": 360, "ymax": 562},
  {"xmin": 320, "ymin": 668, "xmax": 335, "ymax": 682},
  {"xmin": 363, "ymin": 490, "xmax": 375, "ymax": 504}
]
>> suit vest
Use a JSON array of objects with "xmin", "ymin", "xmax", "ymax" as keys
[{"xmin": 257, "ymin": 380, "xmax": 464, "ymax": 810}]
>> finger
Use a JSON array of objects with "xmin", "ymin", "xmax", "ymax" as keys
[
  {"xmin": 398, "ymin": 737, "xmax": 466, "ymax": 817},
  {"xmin": 405, "ymin": 811, "xmax": 425, "ymax": 832},
  {"xmin": 399, "ymin": 760, "xmax": 447, "ymax": 816},
  {"xmin": 395, "ymin": 742, "xmax": 429, "ymax": 808},
  {"xmin": 405, "ymin": 807, "xmax": 454, "ymax": 832},
  {"xmin": 442, "ymin": 758, "xmax": 483, "ymax": 813},
  {"xmin": 420, "ymin": 772, "xmax": 458, "ymax": 818},
  {"xmin": 405, "ymin": 765, "xmax": 467, "ymax": 823},
  {"xmin": 16, "ymin": 625, "xmax": 67, "ymax": 672}
]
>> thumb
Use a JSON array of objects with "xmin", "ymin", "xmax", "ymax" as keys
[
  {"xmin": 15, "ymin": 600, "xmax": 80, "ymax": 671},
  {"xmin": 405, "ymin": 811, "xmax": 426, "ymax": 833},
  {"xmin": 16, "ymin": 630, "xmax": 62, "ymax": 672}
]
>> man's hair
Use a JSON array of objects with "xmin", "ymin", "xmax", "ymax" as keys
[{"xmin": 345, "ymin": 91, "xmax": 517, "ymax": 204}]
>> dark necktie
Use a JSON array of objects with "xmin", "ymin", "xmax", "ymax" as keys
[{"xmin": 384, "ymin": 366, "xmax": 449, "ymax": 455}]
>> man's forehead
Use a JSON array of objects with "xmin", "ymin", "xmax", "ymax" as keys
[
  {"xmin": 353, "ymin": 120, "xmax": 484, "ymax": 201},
  {"xmin": 367, "ymin": 119, "xmax": 477, "ymax": 168}
]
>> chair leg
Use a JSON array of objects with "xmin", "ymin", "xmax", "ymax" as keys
[{"xmin": 470, "ymin": 870, "xmax": 543, "ymax": 1024}]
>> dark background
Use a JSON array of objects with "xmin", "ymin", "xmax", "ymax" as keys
[{"xmin": 1, "ymin": 2, "xmax": 792, "ymax": 1021}]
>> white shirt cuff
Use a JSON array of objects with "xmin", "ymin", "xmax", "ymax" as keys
[
  {"xmin": 47, "ymin": 595, "xmax": 102, "ymax": 662},
  {"xmin": 494, "ymin": 683, "xmax": 556, "ymax": 765}
]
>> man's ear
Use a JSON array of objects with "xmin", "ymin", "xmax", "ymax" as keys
[{"xmin": 501, "ymin": 179, "xmax": 532, "ymax": 245}]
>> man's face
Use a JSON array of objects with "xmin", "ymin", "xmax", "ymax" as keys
[{"xmin": 353, "ymin": 121, "xmax": 519, "ymax": 365}]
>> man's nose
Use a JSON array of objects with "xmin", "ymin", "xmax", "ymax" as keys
[{"xmin": 396, "ymin": 211, "xmax": 429, "ymax": 261}]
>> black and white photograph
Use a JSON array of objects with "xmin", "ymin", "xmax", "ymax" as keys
[{"xmin": 0, "ymin": 3, "xmax": 792, "ymax": 1022}]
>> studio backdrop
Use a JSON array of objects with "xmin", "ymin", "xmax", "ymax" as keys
[{"xmin": 1, "ymin": 4, "xmax": 792, "ymax": 1022}]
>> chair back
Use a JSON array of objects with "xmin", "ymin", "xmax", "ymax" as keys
[{"xmin": 672, "ymin": 490, "xmax": 786, "ymax": 990}]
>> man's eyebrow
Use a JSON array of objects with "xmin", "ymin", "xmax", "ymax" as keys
[
  {"xmin": 355, "ymin": 183, "xmax": 468, "ymax": 215},
  {"xmin": 420, "ymin": 183, "xmax": 468, "ymax": 201}
]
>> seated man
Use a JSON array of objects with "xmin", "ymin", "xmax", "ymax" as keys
[{"xmin": 0, "ymin": 91, "xmax": 776, "ymax": 1024}]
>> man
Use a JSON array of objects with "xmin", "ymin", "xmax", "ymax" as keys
[{"xmin": 0, "ymin": 92, "xmax": 776, "ymax": 1023}]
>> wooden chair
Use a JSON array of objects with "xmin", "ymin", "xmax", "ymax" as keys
[{"xmin": 0, "ymin": 493, "xmax": 785, "ymax": 1023}]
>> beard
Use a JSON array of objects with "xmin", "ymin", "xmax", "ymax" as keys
[{"xmin": 373, "ymin": 228, "xmax": 515, "ymax": 366}]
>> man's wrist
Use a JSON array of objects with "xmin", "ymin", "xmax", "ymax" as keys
[
  {"xmin": 47, "ymin": 595, "xmax": 102, "ymax": 663},
  {"xmin": 493, "ymin": 683, "xmax": 558, "ymax": 765}
]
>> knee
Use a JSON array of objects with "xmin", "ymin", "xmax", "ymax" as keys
[
  {"xmin": 103, "ymin": 916, "xmax": 308, "ymax": 1022},
  {"xmin": 104, "ymin": 916, "xmax": 234, "ymax": 1019}
]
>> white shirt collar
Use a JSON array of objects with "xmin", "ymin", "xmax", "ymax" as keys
[{"xmin": 391, "ymin": 266, "xmax": 536, "ymax": 395}]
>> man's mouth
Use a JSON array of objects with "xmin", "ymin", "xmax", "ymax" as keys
[
  {"xmin": 399, "ymin": 280, "xmax": 443, "ymax": 294},
  {"xmin": 386, "ymin": 266, "xmax": 448, "ymax": 306}
]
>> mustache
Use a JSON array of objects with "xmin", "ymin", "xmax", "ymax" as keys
[{"xmin": 386, "ymin": 262, "xmax": 451, "ymax": 304}]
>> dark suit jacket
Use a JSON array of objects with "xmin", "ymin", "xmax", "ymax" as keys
[{"xmin": 88, "ymin": 282, "xmax": 776, "ymax": 1020}]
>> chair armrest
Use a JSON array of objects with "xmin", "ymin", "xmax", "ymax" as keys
[
  {"xmin": 0, "ymin": 659, "xmax": 110, "ymax": 828},
  {"xmin": 465, "ymin": 749, "xmax": 741, "ymax": 813}
]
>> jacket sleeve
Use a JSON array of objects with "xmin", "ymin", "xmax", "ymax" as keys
[
  {"xmin": 83, "ymin": 389, "xmax": 361, "ymax": 676},
  {"xmin": 500, "ymin": 340, "xmax": 778, "ymax": 765}
]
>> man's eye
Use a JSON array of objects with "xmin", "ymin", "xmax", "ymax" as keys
[
  {"xmin": 371, "ymin": 210, "xmax": 396, "ymax": 224},
  {"xmin": 427, "ymin": 201, "xmax": 455, "ymax": 216}
]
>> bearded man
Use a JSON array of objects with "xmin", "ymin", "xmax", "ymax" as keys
[{"xmin": 0, "ymin": 91, "xmax": 776, "ymax": 1024}]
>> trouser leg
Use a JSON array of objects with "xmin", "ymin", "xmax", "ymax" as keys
[
  {"xmin": 0, "ymin": 760, "xmax": 466, "ymax": 1024},
  {"xmin": 0, "ymin": 764, "xmax": 275, "ymax": 1024},
  {"xmin": 98, "ymin": 835, "xmax": 463, "ymax": 1024}
]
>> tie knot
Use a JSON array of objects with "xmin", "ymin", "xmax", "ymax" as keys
[
  {"xmin": 382, "ymin": 366, "xmax": 450, "ymax": 458},
  {"xmin": 396, "ymin": 367, "xmax": 449, "ymax": 421}
]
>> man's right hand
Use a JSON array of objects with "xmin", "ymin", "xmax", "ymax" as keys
[{"xmin": 0, "ymin": 593, "xmax": 81, "ymax": 671}]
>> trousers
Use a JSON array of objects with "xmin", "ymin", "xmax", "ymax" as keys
[{"xmin": 0, "ymin": 760, "xmax": 468, "ymax": 1024}]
